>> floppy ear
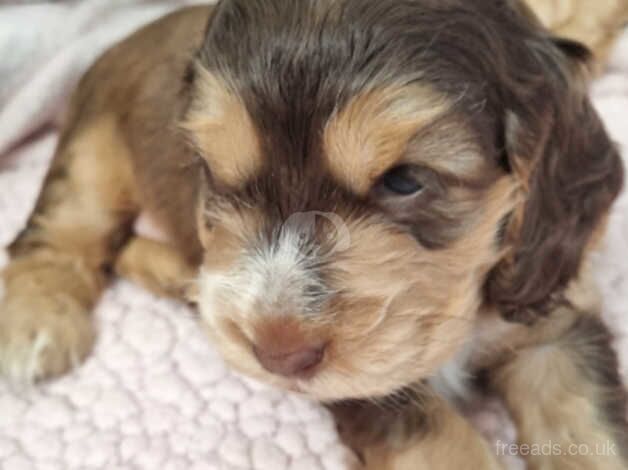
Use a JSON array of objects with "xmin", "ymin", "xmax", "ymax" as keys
[{"xmin": 485, "ymin": 37, "xmax": 624, "ymax": 323}]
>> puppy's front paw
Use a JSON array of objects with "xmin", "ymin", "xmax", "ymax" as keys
[{"xmin": 0, "ymin": 292, "xmax": 94, "ymax": 383}]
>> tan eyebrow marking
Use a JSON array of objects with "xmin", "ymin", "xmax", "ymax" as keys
[
  {"xmin": 403, "ymin": 117, "xmax": 491, "ymax": 185},
  {"xmin": 181, "ymin": 66, "xmax": 262, "ymax": 187},
  {"xmin": 323, "ymin": 84, "xmax": 450, "ymax": 195}
]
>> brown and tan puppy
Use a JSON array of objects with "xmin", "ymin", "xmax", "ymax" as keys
[{"xmin": 1, "ymin": 1, "xmax": 627, "ymax": 469}]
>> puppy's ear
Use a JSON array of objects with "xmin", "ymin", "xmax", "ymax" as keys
[{"xmin": 486, "ymin": 38, "xmax": 624, "ymax": 323}]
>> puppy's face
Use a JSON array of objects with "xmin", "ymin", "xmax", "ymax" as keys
[{"xmin": 182, "ymin": 0, "xmax": 623, "ymax": 401}]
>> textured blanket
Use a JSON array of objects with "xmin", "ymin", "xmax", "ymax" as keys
[{"xmin": 0, "ymin": 2, "xmax": 627, "ymax": 469}]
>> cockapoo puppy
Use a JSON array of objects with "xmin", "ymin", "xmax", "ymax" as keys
[{"xmin": 1, "ymin": 1, "xmax": 627, "ymax": 468}]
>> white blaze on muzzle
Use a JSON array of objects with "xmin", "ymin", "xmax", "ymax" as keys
[{"xmin": 198, "ymin": 211, "xmax": 351, "ymax": 326}]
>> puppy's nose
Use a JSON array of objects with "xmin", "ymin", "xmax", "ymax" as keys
[{"xmin": 254, "ymin": 343, "xmax": 325, "ymax": 377}]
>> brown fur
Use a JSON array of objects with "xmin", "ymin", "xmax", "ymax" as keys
[
  {"xmin": 182, "ymin": 68, "xmax": 263, "ymax": 189},
  {"xmin": 115, "ymin": 236, "xmax": 197, "ymax": 300},
  {"xmin": 490, "ymin": 315, "xmax": 628, "ymax": 470},
  {"xmin": 330, "ymin": 386, "xmax": 502, "ymax": 470},
  {"xmin": 194, "ymin": 173, "xmax": 517, "ymax": 401},
  {"xmin": 324, "ymin": 85, "xmax": 450, "ymax": 195},
  {"xmin": 1, "ymin": 1, "xmax": 627, "ymax": 469},
  {"xmin": 1, "ymin": 114, "xmax": 138, "ymax": 381}
]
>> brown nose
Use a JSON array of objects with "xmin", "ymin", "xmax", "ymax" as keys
[{"xmin": 254, "ymin": 343, "xmax": 325, "ymax": 377}]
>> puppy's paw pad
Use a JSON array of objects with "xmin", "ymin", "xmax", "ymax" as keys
[{"xmin": 0, "ymin": 296, "xmax": 94, "ymax": 383}]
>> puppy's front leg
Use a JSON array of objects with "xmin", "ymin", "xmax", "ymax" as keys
[
  {"xmin": 329, "ymin": 387, "xmax": 502, "ymax": 470},
  {"xmin": 491, "ymin": 315, "xmax": 628, "ymax": 470},
  {"xmin": 0, "ymin": 115, "xmax": 138, "ymax": 382},
  {"xmin": 114, "ymin": 236, "xmax": 197, "ymax": 301}
]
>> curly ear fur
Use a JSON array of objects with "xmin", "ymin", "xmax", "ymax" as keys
[{"xmin": 486, "ymin": 37, "xmax": 624, "ymax": 323}]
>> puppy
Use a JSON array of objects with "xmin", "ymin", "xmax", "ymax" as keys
[
  {"xmin": 524, "ymin": 0, "xmax": 628, "ymax": 64},
  {"xmin": 1, "ymin": 1, "xmax": 627, "ymax": 468}
]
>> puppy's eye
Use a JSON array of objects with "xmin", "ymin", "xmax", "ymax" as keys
[{"xmin": 380, "ymin": 165, "xmax": 424, "ymax": 196}]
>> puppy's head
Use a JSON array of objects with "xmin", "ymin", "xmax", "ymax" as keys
[{"xmin": 182, "ymin": 0, "xmax": 623, "ymax": 401}]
